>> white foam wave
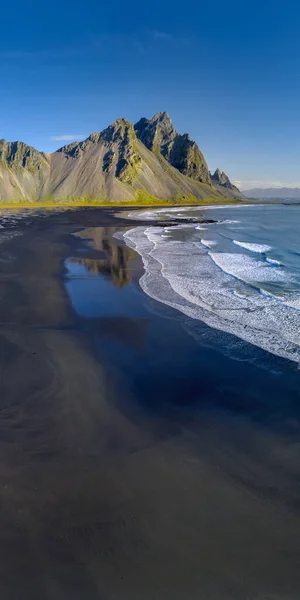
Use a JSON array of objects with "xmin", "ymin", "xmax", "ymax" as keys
[
  {"xmin": 259, "ymin": 289, "xmax": 287, "ymax": 304},
  {"xmin": 126, "ymin": 203, "xmax": 258, "ymax": 222},
  {"xmin": 232, "ymin": 290, "xmax": 248, "ymax": 300},
  {"xmin": 266, "ymin": 257, "xmax": 282, "ymax": 266},
  {"xmin": 201, "ymin": 239, "xmax": 218, "ymax": 249},
  {"xmin": 122, "ymin": 225, "xmax": 300, "ymax": 363},
  {"xmin": 233, "ymin": 240, "xmax": 272, "ymax": 253},
  {"xmin": 222, "ymin": 220, "xmax": 241, "ymax": 224},
  {"xmin": 126, "ymin": 206, "xmax": 192, "ymax": 221},
  {"xmin": 200, "ymin": 204, "xmax": 257, "ymax": 210},
  {"xmin": 283, "ymin": 296, "xmax": 300, "ymax": 310},
  {"xmin": 209, "ymin": 252, "xmax": 288, "ymax": 284}
]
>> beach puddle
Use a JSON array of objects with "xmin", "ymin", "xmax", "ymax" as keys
[{"xmin": 65, "ymin": 225, "xmax": 146, "ymax": 319}]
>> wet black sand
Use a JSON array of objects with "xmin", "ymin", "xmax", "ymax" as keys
[{"xmin": 0, "ymin": 207, "xmax": 299, "ymax": 599}]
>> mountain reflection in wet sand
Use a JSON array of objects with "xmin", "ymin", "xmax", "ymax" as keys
[{"xmin": 70, "ymin": 226, "xmax": 139, "ymax": 288}]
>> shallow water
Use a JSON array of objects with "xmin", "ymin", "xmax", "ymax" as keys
[{"xmin": 121, "ymin": 204, "xmax": 300, "ymax": 363}]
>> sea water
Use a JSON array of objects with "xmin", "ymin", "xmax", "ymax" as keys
[{"xmin": 121, "ymin": 204, "xmax": 300, "ymax": 363}]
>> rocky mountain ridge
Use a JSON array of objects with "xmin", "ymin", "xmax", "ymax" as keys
[{"xmin": 0, "ymin": 113, "xmax": 243, "ymax": 203}]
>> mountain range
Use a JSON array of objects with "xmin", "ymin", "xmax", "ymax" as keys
[
  {"xmin": 0, "ymin": 112, "xmax": 243, "ymax": 203},
  {"xmin": 243, "ymin": 187, "xmax": 300, "ymax": 200}
]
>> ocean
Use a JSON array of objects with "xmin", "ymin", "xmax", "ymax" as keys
[{"xmin": 121, "ymin": 204, "xmax": 300, "ymax": 364}]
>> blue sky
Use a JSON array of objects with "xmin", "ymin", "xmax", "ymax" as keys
[{"xmin": 0, "ymin": 0, "xmax": 299, "ymax": 189}]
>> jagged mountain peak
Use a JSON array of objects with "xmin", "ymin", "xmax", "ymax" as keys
[
  {"xmin": 151, "ymin": 111, "xmax": 172, "ymax": 123},
  {"xmin": 210, "ymin": 168, "xmax": 243, "ymax": 197},
  {"xmin": 134, "ymin": 113, "xmax": 210, "ymax": 184},
  {"xmin": 134, "ymin": 112, "xmax": 176, "ymax": 151},
  {"xmin": 136, "ymin": 112, "xmax": 172, "ymax": 127},
  {"xmin": 56, "ymin": 121, "xmax": 135, "ymax": 162},
  {"xmin": 213, "ymin": 167, "xmax": 222, "ymax": 178},
  {"xmin": 57, "ymin": 119, "xmax": 136, "ymax": 157},
  {"xmin": 101, "ymin": 118, "xmax": 135, "ymax": 143},
  {"xmin": 54, "ymin": 118, "xmax": 140, "ymax": 184},
  {"xmin": 211, "ymin": 168, "xmax": 234, "ymax": 187},
  {"xmin": 0, "ymin": 139, "xmax": 48, "ymax": 172}
]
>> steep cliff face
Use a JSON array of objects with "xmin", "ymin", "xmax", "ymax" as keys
[{"xmin": 134, "ymin": 112, "xmax": 211, "ymax": 185}]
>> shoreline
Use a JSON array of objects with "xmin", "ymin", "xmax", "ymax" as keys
[
  {"xmin": 120, "ymin": 202, "xmax": 300, "ymax": 364},
  {"xmin": 0, "ymin": 208, "xmax": 300, "ymax": 598}
]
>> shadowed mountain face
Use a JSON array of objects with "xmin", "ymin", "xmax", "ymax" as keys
[
  {"xmin": 0, "ymin": 114, "xmax": 242, "ymax": 203},
  {"xmin": 134, "ymin": 112, "xmax": 210, "ymax": 184}
]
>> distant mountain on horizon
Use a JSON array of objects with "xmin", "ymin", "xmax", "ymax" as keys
[
  {"xmin": 242, "ymin": 187, "xmax": 300, "ymax": 200},
  {"xmin": 0, "ymin": 113, "xmax": 243, "ymax": 203}
]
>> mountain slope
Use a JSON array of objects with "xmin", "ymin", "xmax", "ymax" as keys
[
  {"xmin": 134, "ymin": 112, "xmax": 211, "ymax": 184},
  {"xmin": 0, "ymin": 115, "xmax": 242, "ymax": 203}
]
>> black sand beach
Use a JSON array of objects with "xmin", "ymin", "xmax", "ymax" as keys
[{"xmin": 0, "ymin": 207, "xmax": 300, "ymax": 600}]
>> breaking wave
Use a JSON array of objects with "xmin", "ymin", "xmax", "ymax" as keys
[
  {"xmin": 121, "ymin": 217, "xmax": 300, "ymax": 363},
  {"xmin": 233, "ymin": 240, "xmax": 272, "ymax": 253}
]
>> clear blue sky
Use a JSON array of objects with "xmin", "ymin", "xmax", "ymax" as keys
[{"xmin": 0, "ymin": 0, "xmax": 299, "ymax": 189}]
